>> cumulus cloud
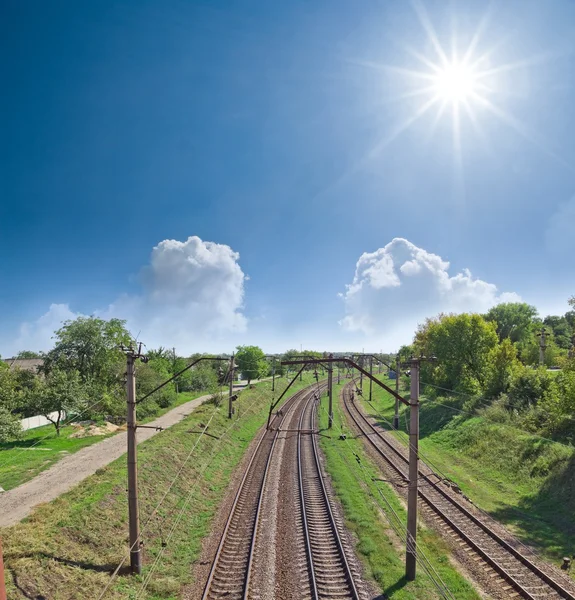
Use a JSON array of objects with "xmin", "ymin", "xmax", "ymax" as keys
[
  {"xmin": 545, "ymin": 196, "xmax": 575, "ymax": 255},
  {"xmin": 6, "ymin": 236, "xmax": 248, "ymax": 355},
  {"xmin": 10, "ymin": 303, "xmax": 82, "ymax": 355},
  {"xmin": 102, "ymin": 236, "xmax": 248, "ymax": 348},
  {"xmin": 340, "ymin": 238, "xmax": 520, "ymax": 342}
]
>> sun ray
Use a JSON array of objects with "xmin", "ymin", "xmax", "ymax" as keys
[
  {"xmin": 423, "ymin": 98, "xmax": 449, "ymax": 146},
  {"xmin": 462, "ymin": 3, "xmax": 494, "ymax": 66},
  {"xmin": 470, "ymin": 92, "xmax": 573, "ymax": 171},
  {"xmin": 461, "ymin": 98, "xmax": 491, "ymax": 154},
  {"xmin": 368, "ymin": 94, "xmax": 441, "ymax": 158},
  {"xmin": 402, "ymin": 45, "xmax": 444, "ymax": 74},
  {"xmin": 347, "ymin": 58, "xmax": 436, "ymax": 82},
  {"xmin": 411, "ymin": 0, "xmax": 450, "ymax": 67},
  {"xmin": 474, "ymin": 50, "xmax": 564, "ymax": 78}
]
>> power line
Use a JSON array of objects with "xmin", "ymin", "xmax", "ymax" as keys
[
  {"xmin": 316, "ymin": 394, "xmax": 455, "ymax": 600},
  {"xmin": 126, "ymin": 380, "xmax": 300, "ymax": 597}
]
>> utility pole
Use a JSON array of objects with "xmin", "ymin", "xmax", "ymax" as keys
[
  {"xmin": 228, "ymin": 354, "xmax": 235, "ymax": 419},
  {"xmin": 359, "ymin": 353, "xmax": 363, "ymax": 391},
  {"xmin": 369, "ymin": 356, "xmax": 373, "ymax": 402},
  {"xmin": 124, "ymin": 344, "xmax": 147, "ymax": 575},
  {"xmin": 327, "ymin": 354, "xmax": 334, "ymax": 428},
  {"xmin": 337, "ymin": 365, "xmax": 340, "ymax": 384},
  {"xmin": 172, "ymin": 347, "xmax": 178, "ymax": 394},
  {"xmin": 394, "ymin": 354, "xmax": 400, "ymax": 430},
  {"xmin": 0, "ymin": 536, "xmax": 6, "ymax": 600},
  {"xmin": 272, "ymin": 357, "xmax": 276, "ymax": 392},
  {"xmin": 537, "ymin": 327, "xmax": 547, "ymax": 367},
  {"xmin": 406, "ymin": 356, "xmax": 420, "ymax": 581}
]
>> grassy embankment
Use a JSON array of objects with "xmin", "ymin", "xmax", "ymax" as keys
[
  {"xmin": 317, "ymin": 379, "xmax": 481, "ymax": 599},
  {"xmin": 3, "ymin": 374, "xmax": 315, "ymax": 600},
  {"xmin": 357, "ymin": 374, "xmax": 575, "ymax": 567},
  {"xmin": 0, "ymin": 389, "xmax": 211, "ymax": 491}
]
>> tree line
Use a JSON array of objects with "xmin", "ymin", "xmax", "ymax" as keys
[
  {"xmin": 0, "ymin": 319, "xmax": 353, "ymax": 441},
  {"xmin": 399, "ymin": 297, "xmax": 575, "ymax": 441}
]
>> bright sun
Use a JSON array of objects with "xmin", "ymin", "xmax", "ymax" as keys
[{"xmin": 433, "ymin": 62, "xmax": 479, "ymax": 103}]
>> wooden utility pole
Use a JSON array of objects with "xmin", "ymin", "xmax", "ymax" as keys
[
  {"xmin": 0, "ymin": 537, "xmax": 6, "ymax": 600},
  {"xmin": 406, "ymin": 357, "xmax": 420, "ymax": 581},
  {"xmin": 271, "ymin": 357, "xmax": 276, "ymax": 392},
  {"xmin": 337, "ymin": 366, "xmax": 340, "ymax": 384},
  {"xmin": 228, "ymin": 354, "xmax": 235, "ymax": 419},
  {"xmin": 394, "ymin": 354, "xmax": 400, "ymax": 430},
  {"xmin": 172, "ymin": 347, "xmax": 178, "ymax": 394},
  {"xmin": 369, "ymin": 356, "xmax": 373, "ymax": 402},
  {"xmin": 125, "ymin": 346, "xmax": 146, "ymax": 575},
  {"xmin": 327, "ymin": 358, "xmax": 334, "ymax": 428}
]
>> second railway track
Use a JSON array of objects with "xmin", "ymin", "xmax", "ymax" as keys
[
  {"xmin": 342, "ymin": 382, "xmax": 575, "ymax": 600},
  {"xmin": 201, "ymin": 383, "xmax": 364, "ymax": 600}
]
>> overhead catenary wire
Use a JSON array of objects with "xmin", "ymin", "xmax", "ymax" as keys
[
  {"xmin": 309, "ymin": 372, "xmax": 454, "ymax": 599},
  {"xmin": 369, "ymin": 377, "xmax": 567, "ymax": 563},
  {"xmin": 120, "ymin": 377, "xmax": 307, "ymax": 598}
]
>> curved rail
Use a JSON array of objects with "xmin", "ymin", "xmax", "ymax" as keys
[
  {"xmin": 343, "ymin": 384, "xmax": 575, "ymax": 600},
  {"xmin": 298, "ymin": 390, "xmax": 360, "ymax": 600}
]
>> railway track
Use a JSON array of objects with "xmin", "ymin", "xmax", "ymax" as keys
[
  {"xmin": 298, "ymin": 390, "xmax": 361, "ymax": 599},
  {"xmin": 202, "ymin": 384, "xmax": 362, "ymax": 600},
  {"xmin": 342, "ymin": 383, "xmax": 575, "ymax": 600}
]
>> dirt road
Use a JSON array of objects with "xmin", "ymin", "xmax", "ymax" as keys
[{"xmin": 0, "ymin": 393, "xmax": 213, "ymax": 527}]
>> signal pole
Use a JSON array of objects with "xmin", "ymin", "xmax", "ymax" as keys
[
  {"xmin": 124, "ymin": 344, "xmax": 147, "ymax": 574},
  {"xmin": 394, "ymin": 354, "xmax": 400, "ymax": 430},
  {"xmin": 406, "ymin": 357, "xmax": 421, "ymax": 581},
  {"xmin": 228, "ymin": 353, "xmax": 235, "ymax": 419}
]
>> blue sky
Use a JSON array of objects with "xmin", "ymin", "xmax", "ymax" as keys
[{"xmin": 1, "ymin": 0, "xmax": 574, "ymax": 355}]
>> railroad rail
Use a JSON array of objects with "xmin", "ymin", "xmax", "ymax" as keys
[
  {"xmin": 202, "ymin": 384, "xmax": 362, "ymax": 600},
  {"xmin": 201, "ymin": 386, "xmax": 307, "ymax": 599},
  {"xmin": 342, "ymin": 383, "xmax": 575, "ymax": 600},
  {"xmin": 298, "ymin": 390, "xmax": 361, "ymax": 599}
]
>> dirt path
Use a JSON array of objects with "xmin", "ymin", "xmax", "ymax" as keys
[{"xmin": 0, "ymin": 393, "xmax": 214, "ymax": 527}]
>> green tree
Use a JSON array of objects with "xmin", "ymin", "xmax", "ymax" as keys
[
  {"xmin": 484, "ymin": 302, "xmax": 538, "ymax": 344},
  {"xmin": 543, "ymin": 315, "xmax": 573, "ymax": 350},
  {"xmin": 485, "ymin": 338, "xmax": 521, "ymax": 398},
  {"xmin": 15, "ymin": 350, "xmax": 42, "ymax": 359},
  {"xmin": 43, "ymin": 317, "xmax": 131, "ymax": 385},
  {"xmin": 415, "ymin": 313, "xmax": 499, "ymax": 394},
  {"xmin": 235, "ymin": 345, "xmax": 266, "ymax": 385},
  {"xmin": 0, "ymin": 367, "xmax": 21, "ymax": 442},
  {"xmin": 26, "ymin": 369, "xmax": 86, "ymax": 436}
]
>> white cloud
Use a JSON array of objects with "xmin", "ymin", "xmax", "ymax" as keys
[
  {"xmin": 6, "ymin": 236, "xmax": 248, "ymax": 355},
  {"xmin": 340, "ymin": 238, "xmax": 520, "ymax": 345},
  {"xmin": 10, "ymin": 303, "xmax": 82, "ymax": 356},
  {"xmin": 545, "ymin": 196, "xmax": 575, "ymax": 255},
  {"xmin": 102, "ymin": 236, "xmax": 247, "ymax": 349}
]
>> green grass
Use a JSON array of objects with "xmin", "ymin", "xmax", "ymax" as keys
[
  {"xmin": 359, "ymin": 375, "xmax": 575, "ymax": 568},
  {"xmin": 0, "ymin": 390, "xmax": 209, "ymax": 491},
  {"xmin": 316, "ymin": 380, "xmax": 480, "ymax": 599},
  {"xmin": 0, "ymin": 424, "xmax": 119, "ymax": 491},
  {"xmin": 3, "ymin": 374, "xmax": 318, "ymax": 600}
]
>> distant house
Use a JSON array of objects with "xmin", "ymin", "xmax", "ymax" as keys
[{"xmin": 2, "ymin": 358, "xmax": 44, "ymax": 373}]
